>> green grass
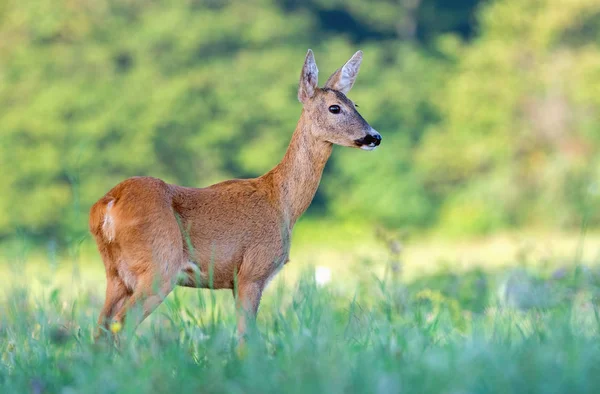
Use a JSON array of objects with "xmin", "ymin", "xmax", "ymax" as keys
[{"xmin": 2, "ymin": 237, "xmax": 600, "ymax": 393}]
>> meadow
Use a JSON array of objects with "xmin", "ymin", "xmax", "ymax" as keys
[
  {"xmin": 2, "ymin": 223, "xmax": 600, "ymax": 393},
  {"xmin": 2, "ymin": 0, "xmax": 600, "ymax": 391}
]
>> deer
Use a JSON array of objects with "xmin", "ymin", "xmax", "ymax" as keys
[{"xmin": 89, "ymin": 49, "xmax": 382, "ymax": 340}]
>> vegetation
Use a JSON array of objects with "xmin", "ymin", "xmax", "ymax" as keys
[
  {"xmin": 2, "ymin": 0, "xmax": 600, "ymax": 391},
  {"xmin": 2, "ymin": 249, "xmax": 600, "ymax": 393},
  {"xmin": 2, "ymin": 0, "xmax": 599, "ymax": 244}
]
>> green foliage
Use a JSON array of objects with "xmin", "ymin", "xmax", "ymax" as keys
[
  {"xmin": 417, "ymin": 0, "xmax": 600, "ymax": 234},
  {"xmin": 2, "ymin": 262, "xmax": 600, "ymax": 393},
  {"xmin": 1, "ymin": 0, "xmax": 599, "ymax": 242}
]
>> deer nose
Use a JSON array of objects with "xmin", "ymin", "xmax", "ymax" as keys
[
  {"xmin": 354, "ymin": 130, "xmax": 382, "ymax": 150},
  {"xmin": 372, "ymin": 133, "xmax": 382, "ymax": 145},
  {"xmin": 364, "ymin": 133, "xmax": 381, "ymax": 146}
]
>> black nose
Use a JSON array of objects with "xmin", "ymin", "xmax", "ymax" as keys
[{"xmin": 364, "ymin": 133, "xmax": 382, "ymax": 146}]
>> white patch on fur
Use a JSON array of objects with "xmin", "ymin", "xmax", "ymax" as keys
[
  {"xmin": 184, "ymin": 261, "xmax": 207, "ymax": 282},
  {"xmin": 185, "ymin": 260, "xmax": 201, "ymax": 271},
  {"xmin": 102, "ymin": 200, "xmax": 115, "ymax": 242},
  {"xmin": 118, "ymin": 263, "xmax": 137, "ymax": 291}
]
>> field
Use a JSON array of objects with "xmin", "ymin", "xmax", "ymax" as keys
[
  {"xmin": 2, "ymin": 0, "xmax": 599, "ymax": 391},
  {"xmin": 2, "ymin": 225, "xmax": 600, "ymax": 393}
]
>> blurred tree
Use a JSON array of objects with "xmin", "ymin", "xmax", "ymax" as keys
[
  {"xmin": 417, "ymin": 0, "xmax": 600, "ymax": 234},
  {"xmin": 1, "ymin": 0, "xmax": 598, "ymax": 243}
]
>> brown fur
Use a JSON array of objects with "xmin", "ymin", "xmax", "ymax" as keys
[{"xmin": 90, "ymin": 50, "xmax": 381, "ymax": 339}]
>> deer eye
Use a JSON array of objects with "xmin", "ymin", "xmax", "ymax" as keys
[{"xmin": 328, "ymin": 105, "xmax": 341, "ymax": 114}]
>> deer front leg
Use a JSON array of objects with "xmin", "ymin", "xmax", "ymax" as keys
[{"xmin": 234, "ymin": 279, "xmax": 264, "ymax": 340}]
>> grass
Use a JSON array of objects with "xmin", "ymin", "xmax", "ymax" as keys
[{"xmin": 2, "ymin": 230, "xmax": 600, "ymax": 393}]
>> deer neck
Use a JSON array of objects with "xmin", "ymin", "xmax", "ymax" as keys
[{"xmin": 266, "ymin": 114, "xmax": 333, "ymax": 228}]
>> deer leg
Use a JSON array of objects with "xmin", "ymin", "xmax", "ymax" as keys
[
  {"xmin": 111, "ymin": 272, "xmax": 176, "ymax": 331},
  {"xmin": 235, "ymin": 279, "xmax": 264, "ymax": 339},
  {"xmin": 110, "ymin": 222, "xmax": 185, "ymax": 332},
  {"xmin": 95, "ymin": 276, "xmax": 130, "ymax": 339}
]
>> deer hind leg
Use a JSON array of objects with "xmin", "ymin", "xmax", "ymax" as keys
[
  {"xmin": 93, "ymin": 241, "xmax": 132, "ymax": 339},
  {"xmin": 95, "ymin": 275, "xmax": 130, "ymax": 338},
  {"xmin": 106, "ymin": 200, "xmax": 185, "ymax": 328},
  {"xmin": 114, "ymin": 246, "xmax": 184, "ymax": 328},
  {"xmin": 111, "ymin": 271, "xmax": 176, "ymax": 330}
]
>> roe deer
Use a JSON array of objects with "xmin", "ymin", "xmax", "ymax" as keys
[{"xmin": 89, "ymin": 49, "xmax": 382, "ymax": 339}]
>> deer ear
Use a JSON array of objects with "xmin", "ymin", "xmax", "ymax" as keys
[
  {"xmin": 298, "ymin": 49, "xmax": 319, "ymax": 104},
  {"xmin": 324, "ymin": 50, "xmax": 363, "ymax": 94}
]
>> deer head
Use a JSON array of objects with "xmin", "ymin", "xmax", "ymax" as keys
[{"xmin": 297, "ymin": 49, "xmax": 382, "ymax": 151}]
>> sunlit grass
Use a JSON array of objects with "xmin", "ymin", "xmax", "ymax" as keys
[
  {"xmin": 2, "ymin": 253, "xmax": 600, "ymax": 393},
  {"xmin": 2, "ymin": 225, "xmax": 600, "ymax": 392}
]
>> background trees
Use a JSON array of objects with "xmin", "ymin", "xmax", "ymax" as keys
[{"xmin": 1, "ymin": 0, "xmax": 598, "ymax": 243}]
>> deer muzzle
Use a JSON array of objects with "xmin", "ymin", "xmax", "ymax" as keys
[{"xmin": 354, "ymin": 129, "xmax": 382, "ymax": 151}]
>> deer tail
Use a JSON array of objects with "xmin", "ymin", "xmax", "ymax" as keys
[{"xmin": 89, "ymin": 196, "xmax": 116, "ymax": 243}]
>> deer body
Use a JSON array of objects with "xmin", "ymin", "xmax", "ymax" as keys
[{"xmin": 90, "ymin": 50, "xmax": 381, "ymax": 338}]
